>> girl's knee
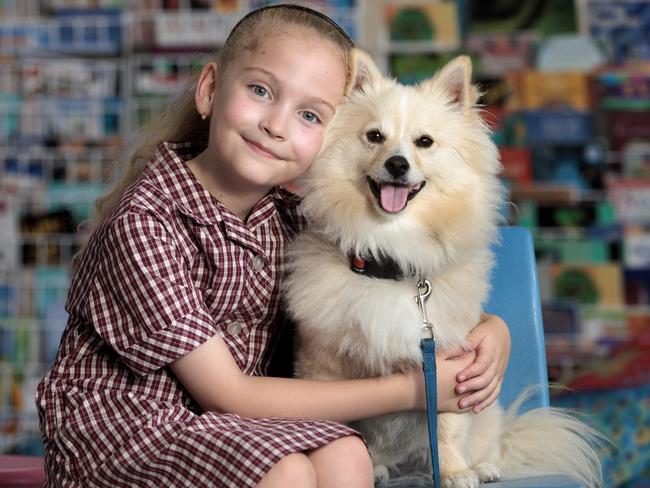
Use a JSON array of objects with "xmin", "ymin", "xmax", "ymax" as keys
[
  {"xmin": 257, "ymin": 452, "xmax": 316, "ymax": 488},
  {"xmin": 310, "ymin": 435, "xmax": 373, "ymax": 487},
  {"xmin": 332, "ymin": 435, "xmax": 372, "ymax": 465}
]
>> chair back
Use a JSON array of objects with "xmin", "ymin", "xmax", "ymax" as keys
[{"xmin": 484, "ymin": 226, "xmax": 550, "ymax": 412}]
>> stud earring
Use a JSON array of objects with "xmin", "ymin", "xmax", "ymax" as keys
[{"xmin": 200, "ymin": 113, "xmax": 207, "ymax": 120}]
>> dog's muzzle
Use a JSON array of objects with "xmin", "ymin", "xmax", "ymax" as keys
[{"xmin": 367, "ymin": 174, "xmax": 426, "ymax": 214}]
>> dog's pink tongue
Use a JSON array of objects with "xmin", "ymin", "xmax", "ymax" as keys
[{"xmin": 380, "ymin": 185, "xmax": 409, "ymax": 213}]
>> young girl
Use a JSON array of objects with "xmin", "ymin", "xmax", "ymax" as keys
[{"xmin": 36, "ymin": 5, "xmax": 511, "ymax": 487}]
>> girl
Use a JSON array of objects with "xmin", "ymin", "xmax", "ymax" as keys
[{"xmin": 36, "ymin": 5, "xmax": 511, "ymax": 488}]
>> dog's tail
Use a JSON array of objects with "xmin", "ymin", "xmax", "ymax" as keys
[{"xmin": 497, "ymin": 389, "xmax": 608, "ymax": 488}]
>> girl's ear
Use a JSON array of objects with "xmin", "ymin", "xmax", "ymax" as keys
[
  {"xmin": 345, "ymin": 48, "xmax": 383, "ymax": 95},
  {"xmin": 423, "ymin": 55, "xmax": 477, "ymax": 109},
  {"xmin": 195, "ymin": 62, "xmax": 218, "ymax": 117}
]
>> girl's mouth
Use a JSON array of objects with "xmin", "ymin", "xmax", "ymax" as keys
[{"xmin": 243, "ymin": 137, "xmax": 282, "ymax": 160}]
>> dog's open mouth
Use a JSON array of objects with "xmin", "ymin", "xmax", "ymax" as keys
[{"xmin": 367, "ymin": 177, "xmax": 426, "ymax": 213}]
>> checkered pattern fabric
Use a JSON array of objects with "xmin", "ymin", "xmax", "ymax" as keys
[{"xmin": 36, "ymin": 141, "xmax": 357, "ymax": 487}]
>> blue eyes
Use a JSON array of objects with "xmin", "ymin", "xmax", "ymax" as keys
[
  {"xmin": 250, "ymin": 84, "xmax": 269, "ymax": 98},
  {"xmin": 301, "ymin": 111, "xmax": 320, "ymax": 124},
  {"xmin": 249, "ymin": 84, "xmax": 322, "ymax": 125}
]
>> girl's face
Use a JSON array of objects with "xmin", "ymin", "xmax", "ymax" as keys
[{"xmin": 204, "ymin": 33, "xmax": 347, "ymax": 194}]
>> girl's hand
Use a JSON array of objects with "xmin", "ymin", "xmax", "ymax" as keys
[
  {"xmin": 455, "ymin": 314, "xmax": 511, "ymax": 413},
  {"xmin": 434, "ymin": 349, "xmax": 477, "ymax": 413},
  {"xmin": 402, "ymin": 348, "xmax": 475, "ymax": 413}
]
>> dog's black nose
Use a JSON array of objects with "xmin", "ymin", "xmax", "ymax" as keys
[{"xmin": 384, "ymin": 156, "xmax": 409, "ymax": 177}]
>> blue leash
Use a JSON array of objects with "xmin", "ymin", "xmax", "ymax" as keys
[{"xmin": 416, "ymin": 279, "xmax": 442, "ymax": 488}]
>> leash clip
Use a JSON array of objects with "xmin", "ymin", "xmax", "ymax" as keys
[{"xmin": 415, "ymin": 278, "xmax": 434, "ymax": 339}]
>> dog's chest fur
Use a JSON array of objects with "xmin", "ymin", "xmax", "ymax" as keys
[{"xmin": 285, "ymin": 231, "xmax": 490, "ymax": 380}]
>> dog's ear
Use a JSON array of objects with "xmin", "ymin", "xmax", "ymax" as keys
[
  {"xmin": 346, "ymin": 48, "xmax": 383, "ymax": 95},
  {"xmin": 425, "ymin": 55, "xmax": 478, "ymax": 109}
]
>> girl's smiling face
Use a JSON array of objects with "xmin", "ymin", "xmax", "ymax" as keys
[{"xmin": 199, "ymin": 32, "xmax": 347, "ymax": 197}]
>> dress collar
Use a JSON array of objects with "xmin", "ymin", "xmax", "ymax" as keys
[{"xmin": 147, "ymin": 141, "xmax": 301, "ymax": 229}]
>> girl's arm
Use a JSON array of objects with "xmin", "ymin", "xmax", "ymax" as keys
[
  {"xmin": 171, "ymin": 333, "xmax": 474, "ymax": 422},
  {"xmin": 455, "ymin": 313, "xmax": 511, "ymax": 413}
]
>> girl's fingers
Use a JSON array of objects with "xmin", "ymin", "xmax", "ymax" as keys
[
  {"xmin": 472, "ymin": 381, "xmax": 502, "ymax": 413},
  {"xmin": 458, "ymin": 375, "xmax": 500, "ymax": 409},
  {"xmin": 457, "ymin": 363, "xmax": 496, "ymax": 392},
  {"xmin": 457, "ymin": 353, "xmax": 493, "ymax": 381}
]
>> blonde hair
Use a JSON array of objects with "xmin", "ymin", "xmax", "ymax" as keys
[{"xmin": 92, "ymin": 5, "xmax": 353, "ymax": 229}]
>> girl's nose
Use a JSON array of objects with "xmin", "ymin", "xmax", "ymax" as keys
[{"xmin": 260, "ymin": 107, "xmax": 289, "ymax": 140}]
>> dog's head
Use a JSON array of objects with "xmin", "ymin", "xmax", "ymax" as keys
[{"xmin": 300, "ymin": 49, "xmax": 505, "ymax": 268}]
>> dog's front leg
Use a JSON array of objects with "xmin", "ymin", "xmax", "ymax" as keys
[{"xmin": 438, "ymin": 412, "xmax": 478, "ymax": 488}]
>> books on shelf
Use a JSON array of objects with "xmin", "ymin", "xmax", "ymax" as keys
[
  {"xmin": 525, "ymin": 110, "xmax": 593, "ymax": 146},
  {"xmin": 519, "ymin": 71, "xmax": 592, "ymax": 111},
  {"xmin": 542, "ymin": 300, "xmax": 581, "ymax": 337},
  {"xmin": 540, "ymin": 262, "xmax": 625, "ymax": 306},
  {"xmin": 466, "ymin": 33, "xmax": 536, "ymax": 78},
  {"xmin": 0, "ymin": 194, "xmax": 18, "ymax": 274},
  {"xmin": 0, "ymin": 93, "xmax": 21, "ymax": 142},
  {"xmin": 606, "ymin": 177, "xmax": 650, "ymax": 224},
  {"xmin": 153, "ymin": 10, "xmax": 239, "ymax": 48},
  {"xmin": 607, "ymin": 110, "xmax": 650, "ymax": 152},
  {"xmin": 0, "ymin": 10, "xmax": 123, "ymax": 56},
  {"xmin": 22, "ymin": 58, "xmax": 120, "ymax": 98},
  {"xmin": 46, "ymin": 181, "xmax": 107, "ymax": 222},
  {"xmin": 623, "ymin": 225, "xmax": 650, "ymax": 270},
  {"xmin": 17, "ymin": 97, "xmax": 122, "ymax": 144},
  {"xmin": 593, "ymin": 65, "xmax": 650, "ymax": 111},
  {"xmin": 0, "ymin": 317, "xmax": 41, "ymax": 367},
  {"xmin": 622, "ymin": 141, "xmax": 650, "ymax": 178},
  {"xmin": 0, "ymin": 266, "xmax": 69, "ymax": 404},
  {"xmin": 625, "ymin": 269, "xmax": 650, "ymax": 305},
  {"xmin": 19, "ymin": 208, "xmax": 78, "ymax": 267},
  {"xmin": 536, "ymin": 237, "xmax": 610, "ymax": 264},
  {"xmin": 499, "ymin": 147, "xmax": 533, "ymax": 185}
]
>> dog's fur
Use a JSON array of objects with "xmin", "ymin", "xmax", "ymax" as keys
[{"xmin": 284, "ymin": 49, "xmax": 603, "ymax": 488}]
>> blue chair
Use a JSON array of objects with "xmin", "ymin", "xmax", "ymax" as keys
[
  {"xmin": 481, "ymin": 226, "xmax": 581, "ymax": 487},
  {"xmin": 486, "ymin": 226, "xmax": 550, "ymax": 414},
  {"xmin": 378, "ymin": 227, "xmax": 588, "ymax": 488}
]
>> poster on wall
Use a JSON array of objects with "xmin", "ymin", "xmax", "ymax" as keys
[
  {"xmin": 468, "ymin": 0, "xmax": 577, "ymax": 36},
  {"xmin": 578, "ymin": 0, "xmax": 650, "ymax": 63},
  {"xmin": 548, "ymin": 263, "xmax": 625, "ymax": 307},
  {"xmin": 382, "ymin": 1, "xmax": 460, "ymax": 52}
]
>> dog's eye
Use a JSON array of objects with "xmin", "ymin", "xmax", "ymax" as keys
[
  {"xmin": 414, "ymin": 135, "xmax": 433, "ymax": 148},
  {"xmin": 366, "ymin": 130, "xmax": 385, "ymax": 144}
]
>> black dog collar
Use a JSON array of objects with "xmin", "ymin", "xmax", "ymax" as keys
[{"xmin": 349, "ymin": 253, "xmax": 415, "ymax": 280}]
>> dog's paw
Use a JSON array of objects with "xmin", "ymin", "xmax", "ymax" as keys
[
  {"xmin": 474, "ymin": 462, "xmax": 501, "ymax": 483},
  {"xmin": 442, "ymin": 469, "xmax": 479, "ymax": 488},
  {"xmin": 373, "ymin": 464, "xmax": 390, "ymax": 483}
]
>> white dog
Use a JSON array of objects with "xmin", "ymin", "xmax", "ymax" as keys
[{"xmin": 284, "ymin": 49, "xmax": 603, "ymax": 488}]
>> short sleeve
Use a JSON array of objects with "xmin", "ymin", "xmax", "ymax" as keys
[{"xmin": 85, "ymin": 211, "xmax": 218, "ymax": 376}]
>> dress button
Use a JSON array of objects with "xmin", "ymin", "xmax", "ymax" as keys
[
  {"xmin": 252, "ymin": 255, "xmax": 266, "ymax": 271},
  {"xmin": 227, "ymin": 321, "xmax": 243, "ymax": 335}
]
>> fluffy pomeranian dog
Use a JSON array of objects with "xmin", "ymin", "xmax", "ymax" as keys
[{"xmin": 284, "ymin": 49, "xmax": 603, "ymax": 487}]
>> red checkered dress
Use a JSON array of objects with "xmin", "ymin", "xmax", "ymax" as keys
[{"xmin": 36, "ymin": 141, "xmax": 358, "ymax": 487}]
